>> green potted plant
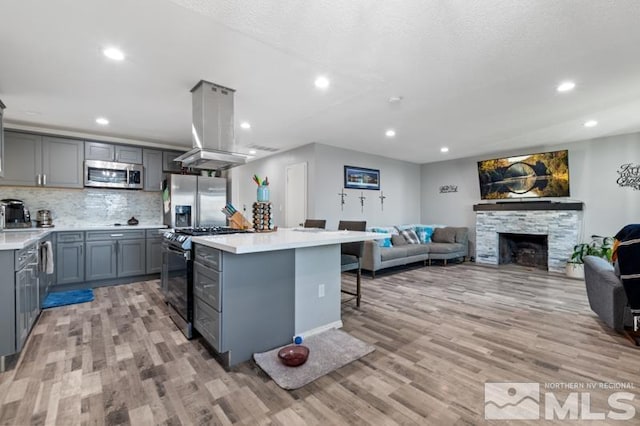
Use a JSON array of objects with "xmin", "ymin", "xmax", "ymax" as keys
[{"xmin": 566, "ymin": 234, "xmax": 613, "ymax": 279}]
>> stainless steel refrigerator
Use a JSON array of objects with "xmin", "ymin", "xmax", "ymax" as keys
[{"xmin": 163, "ymin": 175, "xmax": 227, "ymax": 228}]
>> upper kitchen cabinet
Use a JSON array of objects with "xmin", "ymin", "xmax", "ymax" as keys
[
  {"xmin": 84, "ymin": 141, "xmax": 114, "ymax": 161},
  {"xmin": 0, "ymin": 99, "xmax": 5, "ymax": 177},
  {"xmin": 85, "ymin": 141, "xmax": 142, "ymax": 164},
  {"xmin": 163, "ymin": 150, "xmax": 184, "ymax": 172},
  {"xmin": 115, "ymin": 145, "xmax": 142, "ymax": 164},
  {"xmin": 143, "ymin": 148, "xmax": 163, "ymax": 192},
  {"xmin": 0, "ymin": 132, "xmax": 84, "ymax": 188}
]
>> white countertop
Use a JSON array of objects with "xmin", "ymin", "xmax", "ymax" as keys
[
  {"xmin": 0, "ymin": 224, "xmax": 167, "ymax": 250},
  {"xmin": 192, "ymin": 228, "xmax": 385, "ymax": 254}
]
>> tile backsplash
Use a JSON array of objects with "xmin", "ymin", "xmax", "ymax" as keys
[{"xmin": 0, "ymin": 186, "xmax": 163, "ymax": 226}]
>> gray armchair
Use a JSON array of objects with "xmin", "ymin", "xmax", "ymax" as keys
[{"xmin": 583, "ymin": 256, "xmax": 631, "ymax": 332}]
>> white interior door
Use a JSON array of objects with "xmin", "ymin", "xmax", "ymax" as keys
[{"xmin": 285, "ymin": 162, "xmax": 307, "ymax": 227}]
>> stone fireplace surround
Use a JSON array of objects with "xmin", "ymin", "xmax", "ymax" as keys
[{"xmin": 474, "ymin": 202, "xmax": 584, "ymax": 273}]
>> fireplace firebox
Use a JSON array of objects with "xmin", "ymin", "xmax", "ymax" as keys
[{"xmin": 499, "ymin": 233, "xmax": 548, "ymax": 270}]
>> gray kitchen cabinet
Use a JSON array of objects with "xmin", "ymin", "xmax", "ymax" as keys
[
  {"xmin": 0, "ymin": 244, "xmax": 41, "ymax": 367},
  {"xmin": 0, "ymin": 99, "xmax": 5, "ymax": 178},
  {"xmin": 143, "ymin": 149, "xmax": 163, "ymax": 192},
  {"xmin": 191, "ymin": 243, "xmax": 295, "ymax": 367},
  {"xmin": 85, "ymin": 230, "xmax": 145, "ymax": 279},
  {"xmin": 85, "ymin": 141, "xmax": 115, "ymax": 161},
  {"xmin": 118, "ymin": 239, "xmax": 146, "ymax": 277},
  {"xmin": 1, "ymin": 132, "xmax": 41, "ymax": 186},
  {"xmin": 0, "ymin": 132, "xmax": 83, "ymax": 188},
  {"xmin": 85, "ymin": 241, "xmax": 117, "ymax": 281},
  {"xmin": 85, "ymin": 141, "xmax": 142, "ymax": 164},
  {"xmin": 56, "ymin": 232, "xmax": 85, "ymax": 285},
  {"xmin": 146, "ymin": 229, "xmax": 162, "ymax": 274},
  {"xmin": 41, "ymin": 136, "xmax": 84, "ymax": 187},
  {"xmin": 115, "ymin": 145, "xmax": 143, "ymax": 164},
  {"xmin": 15, "ymin": 244, "xmax": 39, "ymax": 352},
  {"xmin": 163, "ymin": 150, "xmax": 184, "ymax": 172}
]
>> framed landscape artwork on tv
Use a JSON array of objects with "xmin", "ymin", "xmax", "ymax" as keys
[
  {"xmin": 477, "ymin": 149, "xmax": 570, "ymax": 199},
  {"xmin": 344, "ymin": 166, "xmax": 380, "ymax": 190}
]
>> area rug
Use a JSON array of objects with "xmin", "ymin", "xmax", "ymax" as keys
[
  {"xmin": 42, "ymin": 289, "xmax": 94, "ymax": 309},
  {"xmin": 253, "ymin": 329, "xmax": 375, "ymax": 390}
]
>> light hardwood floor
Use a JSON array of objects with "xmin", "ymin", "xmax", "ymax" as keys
[{"xmin": 1, "ymin": 263, "xmax": 639, "ymax": 425}]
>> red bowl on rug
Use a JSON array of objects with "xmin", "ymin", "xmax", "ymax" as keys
[{"xmin": 278, "ymin": 345, "xmax": 309, "ymax": 367}]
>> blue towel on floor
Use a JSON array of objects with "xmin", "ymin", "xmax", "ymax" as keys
[{"xmin": 42, "ymin": 289, "xmax": 94, "ymax": 309}]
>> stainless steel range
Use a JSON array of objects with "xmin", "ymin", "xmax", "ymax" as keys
[{"xmin": 161, "ymin": 227, "xmax": 247, "ymax": 339}]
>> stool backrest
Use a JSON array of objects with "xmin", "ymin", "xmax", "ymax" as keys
[
  {"xmin": 338, "ymin": 221, "xmax": 366, "ymax": 257},
  {"xmin": 303, "ymin": 219, "xmax": 326, "ymax": 229}
]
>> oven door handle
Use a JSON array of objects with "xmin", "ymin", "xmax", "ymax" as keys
[{"xmin": 165, "ymin": 245, "xmax": 191, "ymax": 260}]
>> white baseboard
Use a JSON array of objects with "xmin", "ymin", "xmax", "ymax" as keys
[{"xmin": 294, "ymin": 320, "xmax": 343, "ymax": 341}]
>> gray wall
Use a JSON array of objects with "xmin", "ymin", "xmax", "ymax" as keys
[
  {"xmin": 230, "ymin": 143, "xmax": 422, "ymax": 230},
  {"xmin": 420, "ymin": 131, "xmax": 640, "ymax": 255},
  {"xmin": 0, "ymin": 186, "xmax": 163, "ymax": 226}
]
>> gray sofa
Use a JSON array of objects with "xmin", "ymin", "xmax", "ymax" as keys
[
  {"xmin": 362, "ymin": 227, "xmax": 469, "ymax": 278},
  {"xmin": 584, "ymin": 255, "xmax": 631, "ymax": 331}
]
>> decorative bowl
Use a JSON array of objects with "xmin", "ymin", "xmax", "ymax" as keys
[{"xmin": 278, "ymin": 345, "xmax": 309, "ymax": 367}]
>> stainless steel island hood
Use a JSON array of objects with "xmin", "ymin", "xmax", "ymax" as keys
[{"xmin": 174, "ymin": 80, "xmax": 248, "ymax": 170}]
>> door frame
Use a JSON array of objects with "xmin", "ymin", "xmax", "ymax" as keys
[{"xmin": 285, "ymin": 162, "xmax": 308, "ymax": 227}]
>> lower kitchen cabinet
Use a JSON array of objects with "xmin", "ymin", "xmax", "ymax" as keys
[
  {"xmin": 56, "ymin": 241, "xmax": 85, "ymax": 285},
  {"xmin": 85, "ymin": 240, "xmax": 117, "ymax": 281},
  {"xmin": 118, "ymin": 239, "xmax": 146, "ymax": 277},
  {"xmin": 1, "ymin": 244, "xmax": 40, "ymax": 364},
  {"xmin": 86, "ymin": 230, "xmax": 146, "ymax": 279},
  {"xmin": 146, "ymin": 235, "xmax": 162, "ymax": 274}
]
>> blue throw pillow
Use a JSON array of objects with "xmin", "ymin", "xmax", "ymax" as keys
[
  {"xmin": 371, "ymin": 228, "xmax": 393, "ymax": 248},
  {"xmin": 414, "ymin": 226, "xmax": 434, "ymax": 244}
]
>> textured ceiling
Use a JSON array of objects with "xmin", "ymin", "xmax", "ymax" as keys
[{"xmin": 1, "ymin": 0, "xmax": 640, "ymax": 163}]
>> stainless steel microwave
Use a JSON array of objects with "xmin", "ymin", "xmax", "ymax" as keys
[{"xmin": 84, "ymin": 159, "xmax": 144, "ymax": 189}]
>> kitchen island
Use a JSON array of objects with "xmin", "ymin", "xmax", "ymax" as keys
[{"xmin": 191, "ymin": 228, "xmax": 382, "ymax": 367}]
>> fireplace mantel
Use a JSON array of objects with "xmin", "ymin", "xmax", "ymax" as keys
[{"xmin": 473, "ymin": 202, "xmax": 583, "ymax": 212}]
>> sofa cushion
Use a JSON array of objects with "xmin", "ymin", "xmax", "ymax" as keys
[
  {"xmin": 414, "ymin": 226, "xmax": 434, "ymax": 243},
  {"xmin": 371, "ymin": 227, "xmax": 392, "ymax": 248},
  {"xmin": 381, "ymin": 247, "xmax": 408, "ymax": 261},
  {"xmin": 427, "ymin": 242, "xmax": 465, "ymax": 254},
  {"xmin": 432, "ymin": 227, "xmax": 456, "ymax": 243},
  {"xmin": 451, "ymin": 227, "xmax": 468, "ymax": 243},
  {"xmin": 405, "ymin": 244, "xmax": 429, "ymax": 257},
  {"xmin": 399, "ymin": 229, "xmax": 420, "ymax": 244},
  {"xmin": 391, "ymin": 234, "xmax": 408, "ymax": 246}
]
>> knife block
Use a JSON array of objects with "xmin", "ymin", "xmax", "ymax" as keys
[{"xmin": 229, "ymin": 212, "xmax": 252, "ymax": 230}]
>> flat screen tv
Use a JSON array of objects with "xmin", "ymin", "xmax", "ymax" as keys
[{"xmin": 477, "ymin": 149, "xmax": 570, "ymax": 199}]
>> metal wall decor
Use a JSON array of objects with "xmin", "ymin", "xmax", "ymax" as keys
[
  {"xmin": 358, "ymin": 192, "xmax": 367, "ymax": 213},
  {"xmin": 378, "ymin": 191, "xmax": 387, "ymax": 211},
  {"xmin": 439, "ymin": 185, "xmax": 458, "ymax": 193},
  {"xmin": 338, "ymin": 190, "xmax": 347, "ymax": 210},
  {"xmin": 617, "ymin": 163, "xmax": 640, "ymax": 190}
]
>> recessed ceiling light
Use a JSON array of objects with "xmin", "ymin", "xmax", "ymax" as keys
[
  {"xmin": 103, "ymin": 47, "xmax": 125, "ymax": 61},
  {"xmin": 248, "ymin": 149, "xmax": 257, "ymax": 155},
  {"xmin": 96, "ymin": 117, "xmax": 109, "ymax": 125},
  {"xmin": 557, "ymin": 81, "xmax": 576, "ymax": 93},
  {"xmin": 314, "ymin": 76, "xmax": 330, "ymax": 89},
  {"xmin": 584, "ymin": 120, "xmax": 598, "ymax": 128},
  {"xmin": 385, "ymin": 129, "xmax": 396, "ymax": 138},
  {"xmin": 440, "ymin": 147, "xmax": 449, "ymax": 153},
  {"xmin": 240, "ymin": 121, "xmax": 251, "ymax": 130},
  {"xmin": 388, "ymin": 96, "xmax": 403, "ymax": 103}
]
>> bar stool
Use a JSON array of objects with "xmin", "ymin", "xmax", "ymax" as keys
[{"xmin": 338, "ymin": 220, "xmax": 366, "ymax": 307}]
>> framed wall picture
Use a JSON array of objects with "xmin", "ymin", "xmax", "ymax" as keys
[{"xmin": 344, "ymin": 165, "xmax": 380, "ymax": 190}]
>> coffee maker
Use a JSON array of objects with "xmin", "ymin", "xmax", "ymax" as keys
[{"xmin": 0, "ymin": 199, "xmax": 32, "ymax": 229}]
